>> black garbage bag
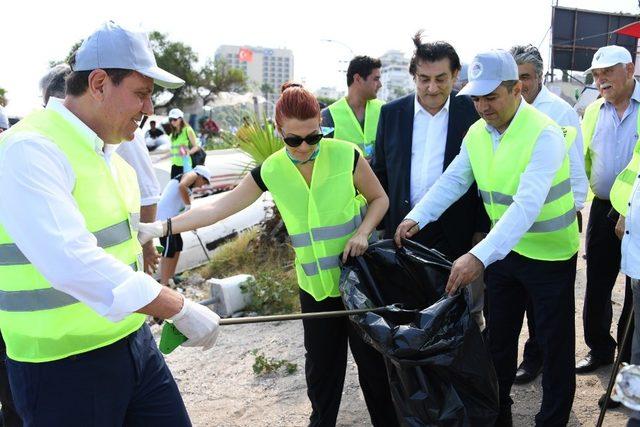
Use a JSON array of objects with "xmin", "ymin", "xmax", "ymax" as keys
[{"xmin": 340, "ymin": 239, "xmax": 499, "ymax": 426}]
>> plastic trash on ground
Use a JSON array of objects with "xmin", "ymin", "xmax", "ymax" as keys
[
  {"xmin": 612, "ymin": 363, "xmax": 640, "ymax": 411},
  {"xmin": 340, "ymin": 239, "xmax": 499, "ymax": 426}
]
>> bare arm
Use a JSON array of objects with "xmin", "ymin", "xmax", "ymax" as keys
[
  {"xmin": 140, "ymin": 203, "xmax": 160, "ymax": 274},
  {"xmin": 354, "ymin": 155, "xmax": 389, "ymax": 235},
  {"xmin": 171, "ymin": 173, "xmax": 264, "ymax": 233},
  {"xmin": 342, "ymin": 155, "xmax": 389, "ymax": 261},
  {"xmin": 136, "ymin": 286, "xmax": 184, "ymax": 318},
  {"xmin": 187, "ymin": 128, "xmax": 200, "ymax": 155},
  {"xmin": 178, "ymin": 172, "xmax": 197, "ymax": 206}
]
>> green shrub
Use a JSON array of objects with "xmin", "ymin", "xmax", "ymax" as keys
[{"xmin": 251, "ymin": 349, "xmax": 297, "ymax": 376}]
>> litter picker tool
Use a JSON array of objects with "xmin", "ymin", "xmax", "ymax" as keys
[{"xmin": 159, "ymin": 305, "xmax": 392, "ymax": 354}]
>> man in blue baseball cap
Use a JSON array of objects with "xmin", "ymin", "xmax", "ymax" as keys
[
  {"xmin": 396, "ymin": 49, "xmax": 579, "ymax": 425},
  {"xmin": 0, "ymin": 21, "xmax": 219, "ymax": 426}
]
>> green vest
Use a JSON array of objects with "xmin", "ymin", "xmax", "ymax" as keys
[
  {"xmin": 0, "ymin": 109, "xmax": 145, "ymax": 362},
  {"xmin": 465, "ymin": 102, "xmax": 579, "ymax": 261},
  {"xmin": 328, "ymin": 97, "xmax": 383, "ymax": 157},
  {"xmin": 610, "ymin": 140, "xmax": 640, "ymax": 216},
  {"xmin": 171, "ymin": 125, "xmax": 196, "ymax": 167},
  {"xmin": 261, "ymin": 138, "xmax": 367, "ymax": 301},
  {"xmin": 581, "ymin": 97, "xmax": 606, "ymax": 181}
]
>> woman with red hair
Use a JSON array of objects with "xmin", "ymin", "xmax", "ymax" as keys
[{"xmin": 139, "ymin": 82, "xmax": 396, "ymax": 426}]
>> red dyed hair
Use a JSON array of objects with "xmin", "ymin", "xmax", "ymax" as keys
[{"xmin": 274, "ymin": 82, "xmax": 320, "ymax": 128}]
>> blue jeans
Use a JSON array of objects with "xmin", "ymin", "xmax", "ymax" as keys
[{"xmin": 7, "ymin": 324, "xmax": 190, "ymax": 427}]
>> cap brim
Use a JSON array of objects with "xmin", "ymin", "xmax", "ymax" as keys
[
  {"xmin": 585, "ymin": 61, "xmax": 622, "ymax": 73},
  {"xmin": 457, "ymin": 79, "xmax": 502, "ymax": 97},
  {"xmin": 139, "ymin": 66, "xmax": 185, "ymax": 89}
]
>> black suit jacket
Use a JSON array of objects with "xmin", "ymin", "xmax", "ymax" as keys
[{"xmin": 372, "ymin": 91, "xmax": 489, "ymax": 260}]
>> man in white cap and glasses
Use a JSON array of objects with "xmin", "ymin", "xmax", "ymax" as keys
[
  {"xmin": 0, "ymin": 21, "xmax": 220, "ymax": 426},
  {"xmin": 395, "ymin": 49, "xmax": 579, "ymax": 426},
  {"xmin": 576, "ymin": 46, "xmax": 638, "ymax": 391}
]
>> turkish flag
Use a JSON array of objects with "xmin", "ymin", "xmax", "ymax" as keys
[{"xmin": 238, "ymin": 48, "xmax": 253, "ymax": 62}]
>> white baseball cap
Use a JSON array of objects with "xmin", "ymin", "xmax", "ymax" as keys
[
  {"xmin": 168, "ymin": 108, "xmax": 184, "ymax": 120},
  {"xmin": 73, "ymin": 21, "xmax": 184, "ymax": 89},
  {"xmin": 0, "ymin": 107, "xmax": 8, "ymax": 130},
  {"xmin": 458, "ymin": 50, "xmax": 519, "ymax": 97},
  {"xmin": 193, "ymin": 165, "xmax": 212, "ymax": 183},
  {"xmin": 587, "ymin": 45, "xmax": 633, "ymax": 73}
]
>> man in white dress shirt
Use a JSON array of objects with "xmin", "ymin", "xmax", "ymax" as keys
[
  {"xmin": 509, "ymin": 44, "xmax": 588, "ymax": 385},
  {"xmin": 395, "ymin": 50, "xmax": 579, "ymax": 426},
  {"xmin": 0, "ymin": 22, "xmax": 219, "ymax": 426}
]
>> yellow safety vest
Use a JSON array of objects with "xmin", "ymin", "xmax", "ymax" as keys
[
  {"xmin": 610, "ymin": 140, "xmax": 640, "ymax": 216},
  {"xmin": 465, "ymin": 102, "xmax": 579, "ymax": 261},
  {"xmin": 171, "ymin": 125, "xmax": 196, "ymax": 167},
  {"xmin": 0, "ymin": 109, "xmax": 144, "ymax": 362},
  {"xmin": 327, "ymin": 97, "xmax": 383, "ymax": 157},
  {"xmin": 261, "ymin": 138, "xmax": 367, "ymax": 301}
]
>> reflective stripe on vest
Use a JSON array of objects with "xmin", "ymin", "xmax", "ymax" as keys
[
  {"xmin": 0, "ymin": 214, "xmax": 138, "ymax": 266},
  {"xmin": 289, "ymin": 207, "xmax": 365, "ymax": 248},
  {"xmin": 0, "ymin": 261, "xmax": 139, "ymax": 312},
  {"xmin": 466, "ymin": 104, "xmax": 579, "ymax": 261},
  {"xmin": 328, "ymin": 98, "xmax": 383, "ymax": 155},
  {"xmin": 261, "ymin": 138, "xmax": 367, "ymax": 301}
]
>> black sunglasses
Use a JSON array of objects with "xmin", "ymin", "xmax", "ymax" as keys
[{"xmin": 282, "ymin": 131, "xmax": 323, "ymax": 147}]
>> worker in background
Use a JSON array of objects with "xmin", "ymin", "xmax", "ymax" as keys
[
  {"xmin": 509, "ymin": 44, "xmax": 588, "ymax": 385},
  {"xmin": 322, "ymin": 55, "xmax": 383, "ymax": 158},
  {"xmin": 157, "ymin": 165, "xmax": 212, "ymax": 286},
  {"xmin": 396, "ymin": 50, "xmax": 579, "ymax": 426},
  {"xmin": 139, "ymin": 82, "xmax": 398, "ymax": 427},
  {"xmin": 168, "ymin": 108, "xmax": 199, "ymax": 178},
  {"xmin": 577, "ymin": 47, "xmax": 638, "ymax": 410},
  {"xmin": 0, "ymin": 22, "xmax": 220, "ymax": 426}
]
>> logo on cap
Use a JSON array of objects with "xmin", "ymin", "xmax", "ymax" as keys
[
  {"xmin": 595, "ymin": 51, "xmax": 602, "ymax": 61},
  {"xmin": 470, "ymin": 62, "xmax": 483, "ymax": 79}
]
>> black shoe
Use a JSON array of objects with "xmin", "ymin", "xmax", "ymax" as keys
[
  {"xmin": 598, "ymin": 393, "xmax": 621, "ymax": 409},
  {"xmin": 514, "ymin": 362, "xmax": 542, "ymax": 384},
  {"xmin": 575, "ymin": 354, "xmax": 613, "ymax": 374}
]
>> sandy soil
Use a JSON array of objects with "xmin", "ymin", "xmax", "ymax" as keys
[{"xmin": 156, "ymin": 203, "xmax": 634, "ymax": 426}]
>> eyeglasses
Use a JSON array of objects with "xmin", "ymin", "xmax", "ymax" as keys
[
  {"xmin": 169, "ymin": 118, "xmax": 180, "ymax": 122},
  {"xmin": 282, "ymin": 131, "xmax": 323, "ymax": 147}
]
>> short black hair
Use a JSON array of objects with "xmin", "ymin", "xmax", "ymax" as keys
[
  {"xmin": 409, "ymin": 31, "xmax": 461, "ymax": 76},
  {"xmin": 347, "ymin": 55, "xmax": 382, "ymax": 87},
  {"xmin": 65, "ymin": 51, "xmax": 134, "ymax": 96},
  {"xmin": 149, "ymin": 120, "xmax": 156, "ymax": 125}
]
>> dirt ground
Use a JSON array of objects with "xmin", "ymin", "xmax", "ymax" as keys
[{"xmin": 156, "ymin": 202, "xmax": 634, "ymax": 426}]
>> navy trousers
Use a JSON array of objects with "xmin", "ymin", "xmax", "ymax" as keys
[
  {"xmin": 7, "ymin": 324, "xmax": 190, "ymax": 427},
  {"xmin": 486, "ymin": 252, "xmax": 576, "ymax": 427}
]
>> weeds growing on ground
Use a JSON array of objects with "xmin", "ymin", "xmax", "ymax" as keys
[
  {"xmin": 251, "ymin": 349, "xmax": 297, "ymax": 376},
  {"xmin": 192, "ymin": 227, "xmax": 299, "ymax": 314}
]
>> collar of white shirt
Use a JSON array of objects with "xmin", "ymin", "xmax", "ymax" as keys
[
  {"xmin": 532, "ymin": 85, "xmax": 553, "ymax": 108},
  {"xmin": 414, "ymin": 94, "xmax": 450, "ymax": 118},
  {"xmin": 46, "ymin": 97, "xmax": 105, "ymax": 154},
  {"xmin": 485, "ymin": 97, "xmax": 526, "ymax": 138}
]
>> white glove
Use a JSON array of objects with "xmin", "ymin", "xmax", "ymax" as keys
[
  {"xmin": 137, "ymin": 220, "xmax": 165, "ymax": 245},
  {"xmin": 170, "ymin": 297, "xmax": 220, "ymax": 350}
]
